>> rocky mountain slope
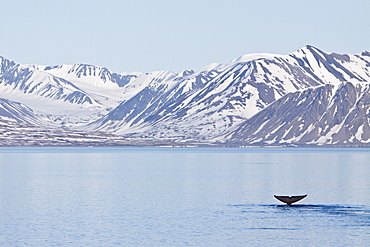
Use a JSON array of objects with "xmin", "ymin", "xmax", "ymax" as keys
[{"xmin": 225, "ymin": 82, "xmax": 370, "ymax": 146}]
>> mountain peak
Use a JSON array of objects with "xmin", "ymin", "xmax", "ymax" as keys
[
  {"xmin": 231, "ymin": 53, "xmax": 278, "ymax": 64},
  {"xmin": 362, "ymin": 51, "xmax": 370, "ymax": 57},
  {"xmin": 296, "ymin": 45, "xmax": 324, "ymax": 54}
]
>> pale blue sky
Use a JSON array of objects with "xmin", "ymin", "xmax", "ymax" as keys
[{"xmin": 1, "ymin": 0, "xmax": 369, "ymax": 73}]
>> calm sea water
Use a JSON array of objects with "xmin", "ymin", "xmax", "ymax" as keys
[{"xmin": 0, "ymin": 147, "xmax": 369, "ymax": 246}]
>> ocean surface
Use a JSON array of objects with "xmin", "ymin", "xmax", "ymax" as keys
[{"xmin": 0, "ymin": 147, "xmax": 369, "ymax": 246}]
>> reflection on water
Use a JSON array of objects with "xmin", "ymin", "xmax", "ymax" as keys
[{"xmin": 0, "ymin": 148, "xmax": 369, "ymax": 246}]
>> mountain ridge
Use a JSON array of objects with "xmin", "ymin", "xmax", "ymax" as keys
[{"xmin": 1, "ymin": 45, "xmax": 370, "ymax": 147}]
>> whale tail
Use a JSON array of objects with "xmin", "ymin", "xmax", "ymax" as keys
[{"xmin": 274, "ymin": 195, "xmax": 307, "ymax": 205}]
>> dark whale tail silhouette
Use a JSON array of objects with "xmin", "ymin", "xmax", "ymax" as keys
[{"xmin": 274, "ymin": 195, "xmax": 307, "ymax": 205}]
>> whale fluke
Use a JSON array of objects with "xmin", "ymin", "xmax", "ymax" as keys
[{"xmin": 274, "ymin": 195, "xmax": 307, "ymax": 205}]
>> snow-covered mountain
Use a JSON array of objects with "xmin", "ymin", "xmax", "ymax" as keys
[
  {"xmin": 225, "ymin": 82, "xmax": 370, "ymax": 146},
  {"xmin": 0, "ymin": 97, "xmax": 54, "ymax": 126},
  {"xmin": 1, "ymin": 45, "xmax": 370, "ymax": 146},
  {"xmin": 0, "ymin": 56, "xmax": 188, "ymax": 127},
  {"xmin": 0, "ymin": 57, "xmax": 95, "ymax": 105},
  {"xmin": 87, "ymin": 46, "xmax": 370, "ymax": 144}
]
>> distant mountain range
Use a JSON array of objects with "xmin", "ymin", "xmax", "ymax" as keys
[{"xmin": 1, "ymin": 45, "xmax": 369, "ymax": 147}]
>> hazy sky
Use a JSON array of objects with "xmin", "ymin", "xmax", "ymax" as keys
[{"xmin": 1, "ymin": 0, "xmax": 369, "ymax": 73}]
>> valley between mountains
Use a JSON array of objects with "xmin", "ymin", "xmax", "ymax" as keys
[{"xmin": 1, "ymin": 45, "xmax": 370, "ymax": 147}]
